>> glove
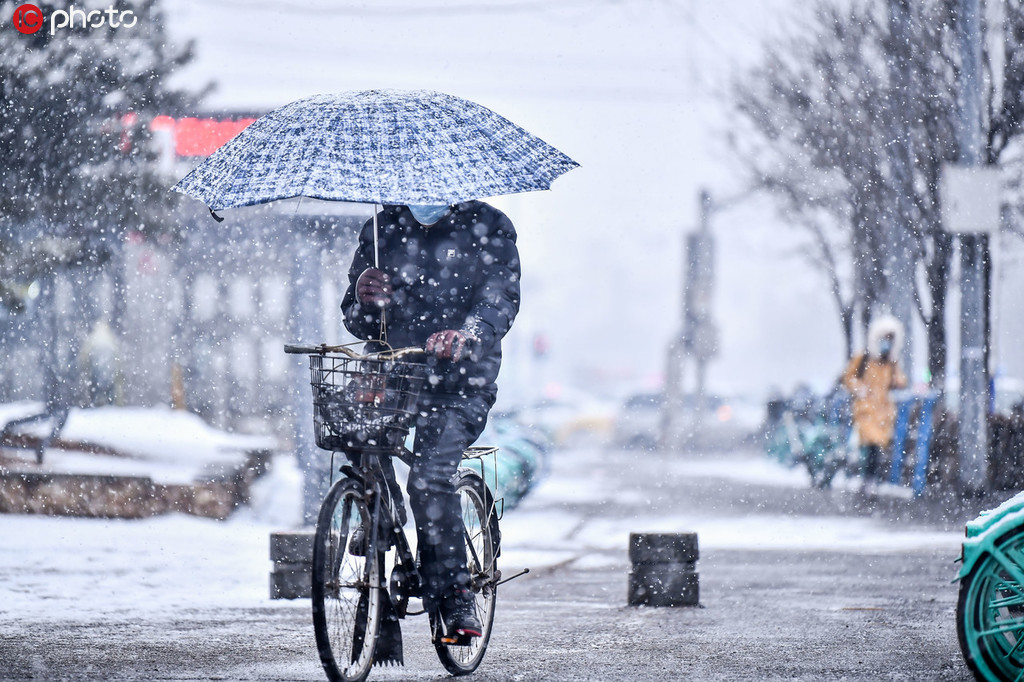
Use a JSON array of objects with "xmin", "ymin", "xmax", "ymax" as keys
[
  {"xmin": 355, "ymin": 268, "xmax": 392, "ymax": 308},
  {"xmin": 426, "ymin": 329, "xmax": 472, "ymax": 362}
]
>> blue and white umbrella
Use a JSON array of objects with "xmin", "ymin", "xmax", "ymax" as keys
[{"xmin": 171, "ymin": 89, "xmax": 578, "ymax": 212}]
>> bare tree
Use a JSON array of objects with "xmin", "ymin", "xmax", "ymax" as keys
[
  {"xmin": 733, "ymin": 2, "xmax": 897, "ymax": 358},
  {"xmin": 732, "ymin": 0, "xmax": 1024, "ymax": 387}
]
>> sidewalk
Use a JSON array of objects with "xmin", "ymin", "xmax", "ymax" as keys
[{"xmin": 499, "ymin": 445, "xmax": 973, "ymax": 569}]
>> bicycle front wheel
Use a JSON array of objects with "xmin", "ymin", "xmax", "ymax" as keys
[
  {"xmin": 312, "ymin": 478, "xmax": 382, "ymax": 682},
  {"xmin": 433, "ymin": 469, "xmax": 501, "ymax": 676},
  {"xmin": 957, "ymin": 527, "xmax": 1024, "ymax": 681}
]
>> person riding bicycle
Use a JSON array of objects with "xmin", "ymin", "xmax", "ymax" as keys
[{"xmin": 341, "ymin": 201, "xmax": 520, "ymax": 641}]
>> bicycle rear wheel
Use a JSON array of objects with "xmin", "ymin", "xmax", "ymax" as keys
[
  {"xmin": 432, "ymin": 469, "xmax": 500, "ymax": 676},
  {"xmin": 312, "ymin": 478, "xmax": 382, "ymax": 682},
  {"xmin": 957, "ymin": 527, "xmax": 1024, "ymax": 681}
]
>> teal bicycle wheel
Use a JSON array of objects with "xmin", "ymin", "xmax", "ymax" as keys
[{"xmin": 957, "ymin": 527, "xmax": 1024, "ymax": 681}]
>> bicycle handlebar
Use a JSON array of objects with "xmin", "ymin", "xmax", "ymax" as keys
[{"xmin": 283, "ymin": 343, "xmax": 423, "ymax": 361}]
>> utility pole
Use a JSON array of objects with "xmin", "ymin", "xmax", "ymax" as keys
[
  {"xmin": 689, "ymin": 191, "xmax": 716, "ymax": 425},
  {"xmin": 661, "ymin": 190, "xmax": 717, "ymax": 450},
  {"xmin": 955, "ymin": 0, "xmax": 988, "ymax": 493},
  {"xmin": 886, "ymin": 0, "xmax": 917, "ymax": 375}
]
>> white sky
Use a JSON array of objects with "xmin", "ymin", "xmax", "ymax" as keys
[{"xmin": 161, "ymin": 0, "xmax": 861, "ymax": 405}]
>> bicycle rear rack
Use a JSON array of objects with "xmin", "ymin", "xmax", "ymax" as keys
[{"xmin": 460, "ymin": 445, "xmax": 504, "ymax": 521}]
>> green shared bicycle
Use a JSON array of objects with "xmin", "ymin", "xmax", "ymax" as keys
[{"xmin": 956, "ymin": 489, "xmax": 1024, "ymax": 681}]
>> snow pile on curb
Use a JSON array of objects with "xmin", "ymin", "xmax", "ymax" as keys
[
  {"xmin": 0, "ymin": 405, "xmax": 279, "ymax": 517},
  {"xmin": 61, "ymin": 406, "xmax": 277, "ymax": 466}
]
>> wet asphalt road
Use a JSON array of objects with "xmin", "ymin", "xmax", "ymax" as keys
[{"xmin": 0, "ymin": 444, "xmax": 985, "ymax": 681}]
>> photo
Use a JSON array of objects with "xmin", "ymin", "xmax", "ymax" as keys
[{"xmin": 2, "ymin": 1, "xmax": 1024, "ymax": 679}]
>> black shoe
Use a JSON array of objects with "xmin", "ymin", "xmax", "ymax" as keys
[{"xmin": 440, "ymin": 588, "xmax": 482, "ymax": 643}]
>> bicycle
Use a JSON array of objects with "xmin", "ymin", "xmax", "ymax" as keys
[
  {"xmin": 285, "ymin": 342, "xmax": 523, "ymax": 682},
  {"xmin": 765, "ymin": 400, "xmax": 853, "ymax": 490},
  {"xmin": 956, "ymin": 489, "xmax": 1024, "ymax": 681}
]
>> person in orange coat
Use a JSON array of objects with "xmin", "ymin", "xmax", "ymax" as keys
[{"xmin": 841, "ymin": 315, "xmax": 908, "ymax": 491}]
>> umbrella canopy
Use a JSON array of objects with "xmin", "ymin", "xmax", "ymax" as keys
[{"xmin": 171, "ymin": 89, "xmax": 578, "ymax": 211}]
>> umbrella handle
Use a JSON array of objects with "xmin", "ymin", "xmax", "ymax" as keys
[
  {"xmin": 372, "ymin": 205, "xmax": 380, "ymax": 269},
  {"xmin": 372, "ymin": 205, "xmax": 388, "ymax": 345}
]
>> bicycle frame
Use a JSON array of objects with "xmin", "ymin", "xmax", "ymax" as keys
[
  {"xmin": 296, "ymin": 341, "xmax": 511, "ymax": 679},
  {"xmin": 331, "ymin": 448, "xmax": 422, "ymax": 611}
]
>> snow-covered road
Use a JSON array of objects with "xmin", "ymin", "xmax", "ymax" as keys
[{"xmin": 0, "ymin": 445, "xmax": 965, "ymax": 627}]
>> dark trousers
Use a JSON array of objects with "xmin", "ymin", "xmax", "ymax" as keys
[
  {"xmin": 862, "ymin": 443, "xmax": 885, "ymax": 480},
  {"xmin": 407, "ymin": 391, "xmax": 493, "ymax": 609}
]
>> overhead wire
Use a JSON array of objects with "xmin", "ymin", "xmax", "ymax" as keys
[{"xmin": 209, "ymin": 0, "xmax": 594, "ymax": 17}]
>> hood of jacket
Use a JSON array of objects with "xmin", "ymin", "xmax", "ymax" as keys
[{"xmin": 867, "ymin": 314, "xmax": 904, "ymax": 359}]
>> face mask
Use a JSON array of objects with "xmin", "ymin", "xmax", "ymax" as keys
[
  {"xmin": 408, "ymin": 204, "xmax": 450, "ymax": 225},
  {"xmin": 879, "ymin": 340, "xmax": 893, "ymax": 357}
]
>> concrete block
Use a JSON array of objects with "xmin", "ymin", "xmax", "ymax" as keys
[
  {"xmin": 628, "ymin": 532, "xmax": 700, "ymax": 607},
  {"xmin": 270, "ymin": 564, "xmax": 311, "ymax": 600},
  {"xmin": 270, "ymin": 530, "xmax": 314, "ymax": 563},
  {"xmin": 270, "ymin": 531, "xmax": 315, "ymax": 600}
]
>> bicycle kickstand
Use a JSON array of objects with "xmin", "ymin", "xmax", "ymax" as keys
[{"xmin": 495, "ymin": 568, "xmax": 530, "ymax": 586}]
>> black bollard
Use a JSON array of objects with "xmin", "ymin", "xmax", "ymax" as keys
[
  {"xmin": 628, "ymin": 532, "xmax": 699, "ymax": 607},
  {"xmin": 270, "ymin": 530, "xmax": 314, "ymax": 599}
]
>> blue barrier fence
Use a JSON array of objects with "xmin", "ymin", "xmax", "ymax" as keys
[
  {"xmin": 765, "ymin": 390, "xmax": 939, "ymax": 496},
  {"xmin": 888, "ymin": 393, "xmax": 938, "ymax": 495}
]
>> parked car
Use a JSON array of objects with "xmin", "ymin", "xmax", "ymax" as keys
[
  {"xmin": 614, "ymin": 391, "xmax": 765, "ymax": 451},
  {"xmin": 498, "ymin": 387, "xmax": 616, "ymax": 448},
  {"xmin": 613, "ymin": 392, "xmax": 664, "ymax": 450}
]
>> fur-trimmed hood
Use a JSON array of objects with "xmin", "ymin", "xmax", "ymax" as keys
[{"xmin": 867, "ymin": 314, "xmax": 904, "ymax": 359}]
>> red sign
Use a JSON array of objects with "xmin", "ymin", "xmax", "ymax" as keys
[{"xmin": 150, "ymin": 115, "xmax": 257, "ymax": 157}]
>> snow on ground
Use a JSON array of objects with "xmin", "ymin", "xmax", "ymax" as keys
[
  {"xmin": 500, "ymin": 505, "xmax": 962, "ymax": 569},
  {"xmin": 0, "ymin": 436, "xmax": 964, "ymax": 624},
  {"xmin": 571, "ymin": 514, "xmax": 961, "ymax": 554},
  {"xmin": 0, "ymin": 404, "xmax": 278, "ymax": 485},
  {"xmin": 0, "ymin": 453, "xmax": 306, "ymax": 624},
  {"xmin": 0, "ymin": 514, "xmax": 280, "ymax": 619},
  {"xmin": 0, "ymin": 405, "xmax": 298, "ymax": 622},
  {"xmin": 504, "ymin": 448, "xmax": 963, "ymax": 565}
]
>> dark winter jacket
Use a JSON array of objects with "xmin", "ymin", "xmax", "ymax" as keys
[{"xmin": 341, "ymin": 201, "xmax": 521, "ymax": 397}]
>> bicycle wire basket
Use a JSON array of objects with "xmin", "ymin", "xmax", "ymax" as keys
[{"xmin": 307, "ymin": 353, "xmax": 426, "ymax": 452}]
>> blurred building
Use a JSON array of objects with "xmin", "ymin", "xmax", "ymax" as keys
[{"xmin": 0, "ymin": 113, "xmax": 370, "ymax": 448}]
